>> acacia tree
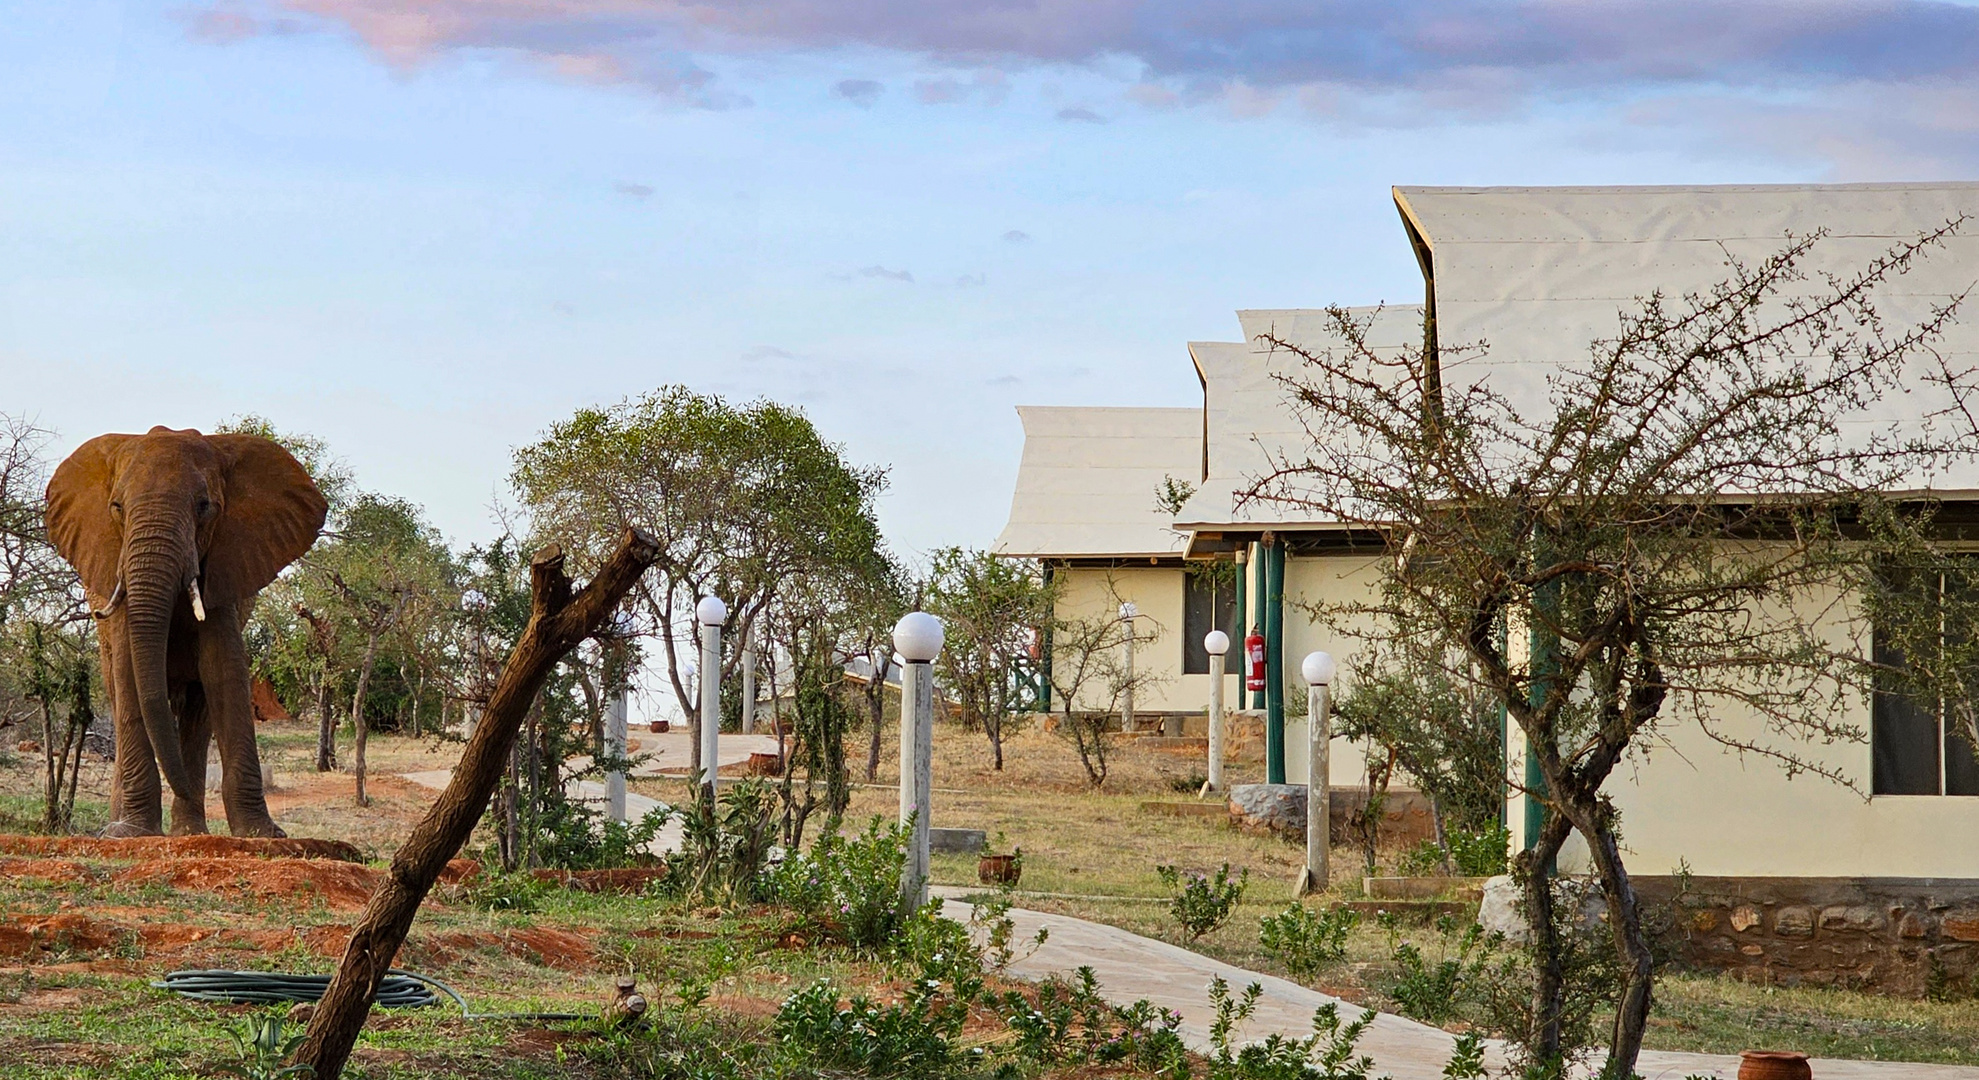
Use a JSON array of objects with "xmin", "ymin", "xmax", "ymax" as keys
[
  {"xmin": 1249, "ymin": 224, "xmax": 1979, "ymax": 1077},
  {"xmin": 510, "ymin": 386, "xmax": 887, "ymax": 802},
  {"xmin": 925, "ymin": 548, "xmax": 1053, "ymax": 771},
  {"xmin": 1044, "ymin": 578, "xmax": 1165, "ymax": 786}
]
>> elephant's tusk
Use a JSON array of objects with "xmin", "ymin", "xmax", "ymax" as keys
[
  {"xmin": 189, "ymin": 578, "xmax": 206, "ymax": 622},
  {"xmin": 91, "ymin": 579, "xmax": 125, "ymax": 620}
]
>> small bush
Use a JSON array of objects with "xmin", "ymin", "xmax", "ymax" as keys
[
  {"xmin": 773, "ymin": 977, "xmax": 968, "ymax": 1077},
  {"xmin": 769, "ymin": 815, "xmax": 914, "ymax": 950},
  {"xmin": 993, "ymin": 966, "xmax": 1189, "ymax": 1078},
  {"xmin": 1157, "ymin": 863, "xmax": 1249, "ymax": 940},
  {"xmin": 1447, "ymin": 824, "xmax": 1510, "ymax": 877},
  {"xmin": 460, "ymin": 870, "xmax": 549, "ymax": 913},
  {"xmin": 1383, "ymin": 913, "xmax": 1496, "ymax": 1024},
  {"xmin": 1204, "ymin": 976, "xmax": 1377, "ymax": 1080},
  {"xmin": 1259, "ymin": 904, "xmax": 1360, "ymax": 976},
  {"xmin": 673, "ymin": 779, "xmax": 778, "ymax": 905}
]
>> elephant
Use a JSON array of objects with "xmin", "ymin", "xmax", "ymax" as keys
[{"xmin": 46, "ymin": 427, "xmax": 327, "ymax": 837}]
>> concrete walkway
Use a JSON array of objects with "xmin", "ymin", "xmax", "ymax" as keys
[{"xmin": 935, "ymin": 890, "xmax": 1979, "ymax": 1080}]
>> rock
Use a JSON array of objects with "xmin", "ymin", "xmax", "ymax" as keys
[
  {"xmin": 1475, "ymin": 874, "xmax": 1603, "ymax": 944},
  {"xmin": 1820, "ymin": 905, "xmax": 1885, "ymax": 933},
  {"xmin": 1227, "ymin": 783, "xmax": 1306, "ymax": 840},
  {"xmin": 1941, "ymin": 911, "xmax": 1979, "ymax": 942},
  {"xmin": 1731, "ymin": 905, "xmax": 1763, "ymax": 932},
  {"xmin": 1479, "ymin": 875, "xmax": 1526, "ymax": 942},
  {"xmin": 929, "ymin": 828, "xmax": 986, "ymax": 855},
  {"xmin": 1775, "ymin": 907, "xmax": 1815, "ymax": 937},
  {"xmin": 1899, "ymin": 911, "xmax": 1933, "ymax": 939}
]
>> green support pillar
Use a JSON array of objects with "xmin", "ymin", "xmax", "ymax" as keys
[{"xmin": 1265, "ymin": 537, "xmax": 1286, "ymax": 784}]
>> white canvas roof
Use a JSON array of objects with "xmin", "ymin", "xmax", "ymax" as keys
[
  {"xmin": 992, "ymin": 406, "xmax": 1200, "ymax": 559},
  {"xmin": 1396, "ymin": 182, "xmax": 1979, "ymax": 489},
  {"xmin": 1175, "ymin": 306, "xmax": 1423, "ymax": 531}
]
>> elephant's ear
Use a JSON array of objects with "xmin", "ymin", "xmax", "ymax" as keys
[
  {"xmin": 45, "ymin": 434, "xmax": 132, "ymax": 602},
  {"xmin": 204, "ymin": 434, "xmax": 329, "ymax": 607}
]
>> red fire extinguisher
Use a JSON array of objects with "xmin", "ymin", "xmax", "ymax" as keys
[{"xmin": 1245, "ymin": 627, "xmax": 1267, "ymax": 693}]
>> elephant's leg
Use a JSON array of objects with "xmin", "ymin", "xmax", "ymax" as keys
[
  {"xmin": 169, "ymin": 683, "xmax": 211, "ymax": 836},
  {"xmin": 102, "ymin": 621, "xmax": 163, "ymax": 837},
  {"xmin": 200, "ymin": 610, "xmax": 284, "ymax": 838}
]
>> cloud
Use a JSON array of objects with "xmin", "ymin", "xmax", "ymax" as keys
[
  {"xmin": 208, "ymin": 0, "xmax": 1979, "ymax": 155},
  {"xmin": 858, "ymin": 265, "xmax": 914, "ymax": 282},
  {"xmin": 614, "ymin": 181, "xmax": 655, "ymax": 199},
  {"xmin": 987, "ymin": 374, "xmax": 1021, "ymax": 386},
  {"xmin": 1055, "ymin": 106, "xmax": 1106, "ymax": 123},
  {"xmin": 1002, "ymin": 229, "xmax": 1030, "ymax": 243},
  {"xmin": 742, "ymin": 344, "xmax": 795, "ymax": 361},
  {"xmin": 913, "ymin": 69, "xmax": 1008, "ymax": 106},
  {"xmin": 952, "ymin": 273, "xmax": 987, "ymax": 287},
  {"xmin": 833, "ymin": 78, "xmax": 883, "ymax": 106}
]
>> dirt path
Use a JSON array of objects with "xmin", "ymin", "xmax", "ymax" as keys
[{"xmin": 936, "ymin": 893, "xmax": 1979, "ymax": 1080}]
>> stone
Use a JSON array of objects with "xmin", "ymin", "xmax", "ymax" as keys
[
  {"xmin": 1820, "ymin": 905, "xmax": 1885, "ymax": 932},
  {"xmin": 1690, "ymin": 909, "xmax": 1720, "ymax": 933},
  {"xmin": 1941, "ymin": 911, "xmax": 1979, "ymax": 942},
  {"xmin": 1740, "ymin": 944, "xmax": 1765, "ymax": 956},
  {"xmin": 1227, "ymin": 783, "xmax": 1307, "ymax": 841},
  {"xmin": 1479, "ymin": 875, "xmax": 1525, "ymax": 942},
  {"xmin": 1775, "ymin": 907, "xmax": 1815, "ymax": 937},
  {"xmin": 1731, "ymin": 905, "xmax": 1762, "ymax": 933},
  {"xmin": 929, "ymin": 828, "xmax": 987, "ymax": 855}
]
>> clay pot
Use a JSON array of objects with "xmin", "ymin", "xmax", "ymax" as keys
[
  {"xmin": 978, "ymin": 854, "xmax": 1021, "ymax": 886},
  {"xmin": 747, "ymin": 751, "xmax": 783, "ymax": 776},
  {"xmin": 1739, "ymin": 1051, "xmax": 1812, "ymax": 1080},
  {"xmin": 648, "ymin": 720, "xmax": 669, "ymax": 734}
]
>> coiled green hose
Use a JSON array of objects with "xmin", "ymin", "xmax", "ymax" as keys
[{"xmin": 152, "ymin": 968, "xmax": 589, "ymax": 1021}]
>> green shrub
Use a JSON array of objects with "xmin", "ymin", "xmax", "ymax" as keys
[
  {"xmin": 1447, "ymin": 824, "xmax": 1510, "ymax": 877},
  {"xmin": 1157, "ymin": 863, "xmax": 1249, "ymax": 940},
  {"xmin": 773, "ymin": 977, "xmax": 970, "ymax": 1077},
  {"xmin": 992, "ymin": 966, "xmax": 1188, "ymax": 1078},
  {"xmin": 460, "ymin": 870, "xmax": 549, "ymax": 913},
  {"xmin": 1204, "ymin": 976, "xmax": 1377, "ymax": 1080},
  {"xmin": 1383, "ymin": 913, "xmax": 1495, "ymax": 1024},
  {"xmin": 673, "ymin": 778, "xmax": 778, "ymax": 905},
  {"xmin": 768, "ymin": 815, "xmax": 915, "ymax": 949},
  {"xmin": 1259, "ymin": 904, "xmax": 1359, "ymax": 976}
]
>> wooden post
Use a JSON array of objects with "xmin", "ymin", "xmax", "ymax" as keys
[{"xmin": 295, "ymin": 530, "xmax": 659, "ymax": 1080}]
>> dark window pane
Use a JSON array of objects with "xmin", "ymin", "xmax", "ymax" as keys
[
  {"xmin": 1182, "ymin": 572, "xmax": 1234, "ymax": 675},
  {"xmin": 1874, "ymin": 625, "xmax": 1941, "ymax": 795}
]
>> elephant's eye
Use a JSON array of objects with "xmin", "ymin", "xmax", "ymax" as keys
[
  {"xmin": 108, "ymin": 500, "xmax": 122, "ymax": 518},
  {"xmin": 196, "ymin": 497, "xmax": 216, "ymax": 522}
]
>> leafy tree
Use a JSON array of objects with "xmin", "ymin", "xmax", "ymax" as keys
[
  {"xmin": 926, "ymin": 548, "xmax": 1053, "ymax": 770},
  {"xmin": 1247, "ymin": 224, "xmax": 1979, "ymax": 1076},
  {"xmin": 511, "ymin": 386, "xmax": 887, "ymax": 803}
]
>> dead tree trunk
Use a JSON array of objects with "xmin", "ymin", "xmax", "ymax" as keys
[{"xmin": 296, "ymin": 531, "xmax": 658, "ymax": 1080}]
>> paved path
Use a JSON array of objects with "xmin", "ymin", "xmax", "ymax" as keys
[{"xmin": 935, "ymin": 890, "xmax": 1979, "ymax": 1080}]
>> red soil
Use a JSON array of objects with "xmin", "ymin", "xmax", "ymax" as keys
[
  {"xmin": 526, "ymin": 867, "xmax": 667, "ymax": 894},
  {"xmin": 111, "ymin": 856, "xmax": 383, "ymax": 909},
  {"xmin": 0, "ymin": 834, "xmax": 364, "ymax": 863},
  {"xmin": 0, "ymin": 857, "xmax": 97, "ymax": 885}
]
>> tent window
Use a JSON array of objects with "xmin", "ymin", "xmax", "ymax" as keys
[
  {"xmin": 1182, "ymin": 572, "xmax": 1236, "ymax": 675},
  {"xmin": 1872, "ymin": 565, "xmax": 1979, "ymax": 796}
]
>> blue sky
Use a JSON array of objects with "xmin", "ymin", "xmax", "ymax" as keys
[{"xmin": 6, "ymin": 1, "xmax": 1979, "ymax": 561}]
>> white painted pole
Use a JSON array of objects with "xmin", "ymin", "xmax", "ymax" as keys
[
  {"xmin": 1203, "ymin": 630, "xmax": 1230, "ymax": 797},
  {"xmin": 1119, "ymin": 602, "xmax": 1137, "ymax": 733},
  {"xmin": 697, "ymin": 596, "xmax": 727, "ymax": 804},
  {"xmin": 740, "ymin": 628, "xmax": 756, "ymax": 735},
  {"xmin": 894, "ymin": 612, "xmax": 944, "ymax": 908},
  {"xmin": 1298, "ymin": 650, "xmax": 1336, "ymax": 896},
  {"xmin": 605, "ymin": 687, "xmax": 628, "ymax": 823}
]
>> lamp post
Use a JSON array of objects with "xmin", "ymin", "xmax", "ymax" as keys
[
  {"xmin": 894, "ymin": 611, "xmax": 944, "ymax": 907},
  {"xmin": 1119, "ymin": 601, "xmax": 1138, "ymax": 733},
  {"xmin": 1297, "ymin": 650, "xmax": 1336, "ymax": 896},
  {"xmin": 697, "ymin": 596, "xmax": 727, "ymax": 805},
  {"xmin": 1202, "ymin": 630, "xmax": 1230, "ymax": 797}
]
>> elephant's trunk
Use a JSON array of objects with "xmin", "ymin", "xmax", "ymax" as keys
[{"xmin": 122, "ymin": 512, "xmax": 199, "ymax": 806}]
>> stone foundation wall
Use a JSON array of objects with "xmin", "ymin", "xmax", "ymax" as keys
[{"xmin": 1634, "ymin": 876, "xmax": 1979, "ymax": 996}]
